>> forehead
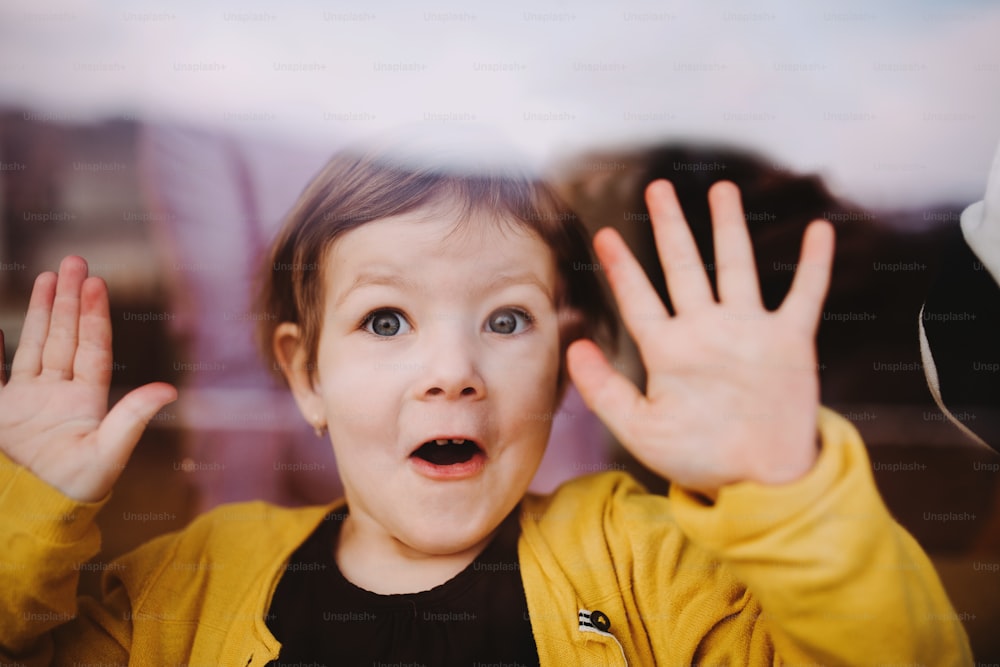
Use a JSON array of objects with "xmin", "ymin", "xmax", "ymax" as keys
[{"xmin": 324, "ymin": 203, "xmax": 558, "ymax": 298}]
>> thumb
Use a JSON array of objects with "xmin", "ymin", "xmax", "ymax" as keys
[
  {"xmin": 566, "ymin": 339, "xmax": 642, "ymax": 446},
  {"xmin": 97, "ymin": 382, "xmax": 178, "ymax": 463}
]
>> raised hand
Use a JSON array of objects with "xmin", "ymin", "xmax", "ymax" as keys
[
  {"xmin": 0, "ymin": 256, "xmax": 177, "ymax": 502},
  {"xmin": 567, "ymin": 180, "xmax": 835, "ymax": 499}
]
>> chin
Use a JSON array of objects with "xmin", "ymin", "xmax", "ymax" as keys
[{"xmin": 394, "ymin": 502, "xmax": 508, "ymax": 556}]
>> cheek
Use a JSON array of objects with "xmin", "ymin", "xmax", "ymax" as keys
[
  {"xmin": 493, "ymin": 339, "xmax": 562, "ymax": 416},
  {"xmin": 316, "ymin": 347, "xmax": 399, "ymax": 433}
]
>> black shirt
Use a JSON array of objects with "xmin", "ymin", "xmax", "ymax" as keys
[{"xmin": 265, "ymin": 506, "xmax": 539, "ymax": 666}]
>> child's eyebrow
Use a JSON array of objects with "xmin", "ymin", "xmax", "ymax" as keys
[
  {"xmin": 334, "ymin": 270, "xmax": 415, "ymax": 307},
  {"xmin": 334, "ymin": 270, "xmax": 553, "ymax": 307},
  {"xmin": 485, "ymin": 272, "xmax": 554, "ymax": 301}
]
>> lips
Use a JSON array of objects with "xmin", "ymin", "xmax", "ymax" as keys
[
  {"xmin": 409, "ymin": 437, "xmax": 487, "ymax": 479},
  {"xmin": 411, "ymin": 438, "xmax": 482, "ymax": 466}
]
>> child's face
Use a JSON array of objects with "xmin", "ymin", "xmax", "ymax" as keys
[{"xmin": 287, "ymin": 202, "xmax": 563, "ymax": 555}]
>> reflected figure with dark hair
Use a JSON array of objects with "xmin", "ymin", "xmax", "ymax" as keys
[{"xmin": 564, "ymin": 143, "xmax": 991, "ymax": 424}]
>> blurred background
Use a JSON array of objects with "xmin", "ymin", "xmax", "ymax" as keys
[{"xmin": 1, "ymin": 0, "xmax": 999, "ymax": 659}]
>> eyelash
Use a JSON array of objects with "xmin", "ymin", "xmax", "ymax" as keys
[
  {"xmin": 358, "ymin": 307, "xmax": 534, "ymax": 336},
  {"xmin": 360, "ymin": 308, "xmax": 410, "ymax": 338},
  {"xmin": 492, "ymin": 307, "xmax": 534, "ymax": 334}
]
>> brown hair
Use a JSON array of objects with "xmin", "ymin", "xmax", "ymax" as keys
[{"xmin": 257, "ymin": 145, "xmax": 617, "ymax": 386}]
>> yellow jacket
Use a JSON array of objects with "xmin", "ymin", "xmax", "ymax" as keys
[{"xmin": 0, "ymin": 411, "xmax": 973, "ymax": 665}]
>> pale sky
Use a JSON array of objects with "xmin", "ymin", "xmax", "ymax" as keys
[{"xmin": 1, "ymin": 0, "xmax": 998, "ymax": 209}]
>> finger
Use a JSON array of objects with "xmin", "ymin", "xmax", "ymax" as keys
[
  {"xmin": 97, "ymin": 382, "xmax": 178, "ymax": 467},
  {"xmin": 708, "ymin": 181, "xmax": 763, "ymax": 307},
  {"xmin": 41, "ymin": 256, "xmax": 89, "ymax": 379},
  {"xmin": 646, "ymin": 180, "xmax": 715, "ymax": 312},
  {"xmin": 10, "ymin": 271, "xmax": 57, "ymax": 379},
  {"xmin": 780, "ymin": 220, "xmax": 835, "ymax": 334},
  {"xmin": 0, "ymin": 328, "xmax": 6, "ymax": 385},
  {"xmin": 592, "ymin": 227, "xmax": 670, "ymax": 350},
  {"xmin": 73, "ymin": 277, "xmax": 113, "ymax": 387},
  {"xmin": 566, "ymin": 339, "xmax": 644, "ymax": 447}
]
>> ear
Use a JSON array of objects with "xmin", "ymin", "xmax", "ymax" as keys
[{"xmin": 273, "ymin": 322, "xmax": 326, "ymax": 430}]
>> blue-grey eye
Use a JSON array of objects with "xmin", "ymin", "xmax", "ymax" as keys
[
  {"xmin": 364, "ymin": 309, "xmax": 410, "ymax": 336},
  {"xmin": 487, "ymin": 308, "xmax": 531, "ymax": 334}
]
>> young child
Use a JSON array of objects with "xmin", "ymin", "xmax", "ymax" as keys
[{"xmin": 0, "ymin": 144, "xmax": 973, "ymax": 665}]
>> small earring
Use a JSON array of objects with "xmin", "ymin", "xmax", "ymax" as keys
[{"xmin": 313, "ymin": 416, "xmax": 327, "ymax": 438}]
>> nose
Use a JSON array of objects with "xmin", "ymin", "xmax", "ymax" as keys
[{"xmin": 415, "ymin": 326, "xmax": 486, "ymax": 401}]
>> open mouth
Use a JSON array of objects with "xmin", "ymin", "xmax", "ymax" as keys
[{"xmin": 410, "ymin": 438, "xmax": 483, "ymax": 466}]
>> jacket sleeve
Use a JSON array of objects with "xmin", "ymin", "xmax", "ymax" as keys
[
  {"xmin": 0, "ymin": 451, "xmax": 140, "ymax": 665},
  {"xmin": 667, "ymin": 408, "xmax": 974, "ymax": 666}
]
